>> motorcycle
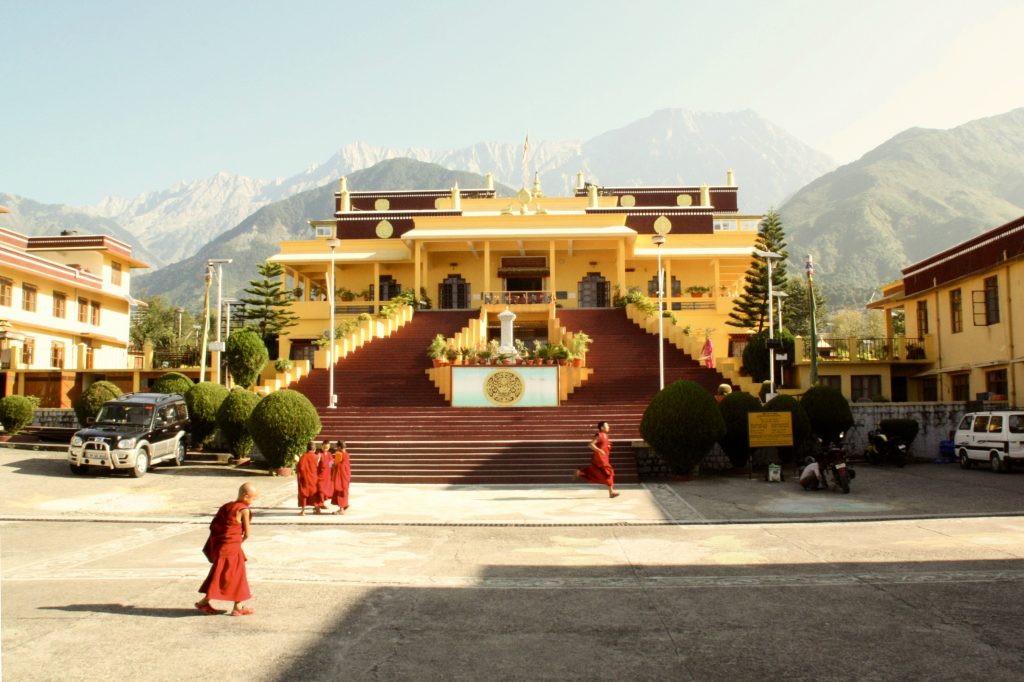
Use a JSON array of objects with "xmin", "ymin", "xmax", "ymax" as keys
[
  {"xmin": 864, "ymin": 429, "xmax": 908, "ymax": 467},
  {"xmin": 815, "ymin": 435, "xmax": 856, "ymax": 494}
]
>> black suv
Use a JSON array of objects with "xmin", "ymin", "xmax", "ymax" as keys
[{"xmin": 68, "ymin": 393, "xmax": 190, "ymax": 477}]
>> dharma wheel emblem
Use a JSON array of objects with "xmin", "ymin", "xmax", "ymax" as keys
[{"xmin": 484, "ymin": 370, "xmax": 525, "ymax": 405}]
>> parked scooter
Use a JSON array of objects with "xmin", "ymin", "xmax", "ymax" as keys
[
  {"xmin": 864, "ymin": 429, "xmax": 908, "ymax": 467},
  {"xmin": 812, "ymin": 435, "xmax": 855, "ymax": 494}
]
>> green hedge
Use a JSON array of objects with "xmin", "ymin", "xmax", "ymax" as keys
[
  {"xmin": 226, "ymin": 328, "xmax": 269, "ymax": 388},
  {"xmin": 0, "ymin": 395, "xmax": 38, "ymax": 436},
  {"xmin": 185, "ymin": 382, "xmax": 229, "ymax": 448},
  {"xmin": 247, "ymin": 389, "xmax": 321, "ymax": 469},
  {"xmin": 880, "ymin": 418, "xmax": 919, "ymax": 446},
  {"xmin": 216, "ymin": 388, "xmax": 262, "ymax": 458},
  {"xmin": 764, "ymin": 394, "xmax": 812, "ymax": 463},
  {"xmin": 72, "ymin": 380, "xmax": 123, "ymax": 427},
  {"xmin": 152, "ymin": 371, "xmax": 194, "ymax": 396},
  {"xmin": 800, "ymin": 384, "xmax": 853, "ymax": 444},
  {"xmin": 717, "ymin": 391, "xmax": 763, "ymax": 468},
  {"xmin": 640, "ymin": 380, "xmax": 724, "ymax": 473}
]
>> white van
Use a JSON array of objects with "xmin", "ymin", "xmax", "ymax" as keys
[{"xmin": 954, "ymin": 411, "xmax": 1024, "ymax": 472}]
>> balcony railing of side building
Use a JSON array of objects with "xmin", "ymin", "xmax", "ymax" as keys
[
  {"xmin": 795, "ymin": 336, "xmax": 929, "ymax": 363},
  {"xmin": 481, "ymin": 291, "xmax": 553, "ymax": 306}
]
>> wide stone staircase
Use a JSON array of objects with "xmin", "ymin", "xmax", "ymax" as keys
[{"xmin": 289, "ymin": 308, "xmax": 731, "ymax": 484}]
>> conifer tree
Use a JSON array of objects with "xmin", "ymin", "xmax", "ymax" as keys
[
  {"xmin": 727, "ymin": 209, "xmax": 789, "ymax": 332},
  {"xmin": 241, "ymin": 261, "xmax": 299, "ymax": 343}
]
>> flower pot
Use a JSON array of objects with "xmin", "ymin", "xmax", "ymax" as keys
[
  {"xmin": 274, "ymin": 467, "xmax": 293, "ymax": 477},
  {"xmin": 432, "ymin": 358, "xmax": 442, "ymax": 367},
  {"xmin": 572, "ymin": 358, "xmax": 582, "ymax": 367}
]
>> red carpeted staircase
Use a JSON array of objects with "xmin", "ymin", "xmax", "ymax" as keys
[{"xmin": 288, "ymin": 308, "xmax": 731, "ymax": 484}]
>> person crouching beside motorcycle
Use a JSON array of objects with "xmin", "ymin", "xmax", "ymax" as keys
[{"xmin": 799, "ymin": 457, "xmax": 825, "ymax": 490}]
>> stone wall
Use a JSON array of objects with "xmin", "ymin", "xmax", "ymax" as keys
[
  {"xmin": 33, "ymin": 408, "xmax": 79, "ymax": 428},
  {"xmin": 847, "ymin": 403, "xmax": 970, "ymax": 461}
]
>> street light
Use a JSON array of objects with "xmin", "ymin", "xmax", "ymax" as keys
[
  {"xmin": 652, "ymin": 217, "xmax": 673, "ymax": 390},
  {"xmin": 175, "ymin": 307, "xmax": 184, "ymax": 341},
  {"xmin": 207, "ymin": 258, "xmax": 232, "ymax": 385},
  {"xmin": 222, "ymin": 298, "xmax": 238, "ymax": 387},
  {"xmin": 753, "ymin": 248, "xmax": 782, "ymax": 398},
  {"xmin": 805, "ymin": 255, "xmax": 818, "ymax": 386},
  {"xmin": 327, "ymin": 237, "xmax": 340, "ymax": 408},
  {"xmin": 774, "ymin": 291, "xmax": 788, "ymax": 387}
]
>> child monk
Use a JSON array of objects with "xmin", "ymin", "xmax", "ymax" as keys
[
  {"xmin": 330, "ymin": 441, "xmax": 351, "ymax": 514},
  {"xmin": 574, "ymin": 421, "xmax": 620, "ymax": 498},
  {"xmin": 317, "ymin": 442, "xmax": 335, "ymax": 512},
  {"xmin": 296, "ymin": 442, "xmax": 322, "ymax": 515},
  {"xmin": 196, "ymin": 482, "xmax": 257, "ymax": 616}
]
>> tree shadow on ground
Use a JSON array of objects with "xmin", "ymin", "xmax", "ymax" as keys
[{"xmin": 39, "ymin": 603, "xmax": 202, "ymax": 618}]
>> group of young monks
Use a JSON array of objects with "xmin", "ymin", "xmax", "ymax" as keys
[{"xmin": 295, "ymin": 440, "xmax": 352, "ymax": 515}]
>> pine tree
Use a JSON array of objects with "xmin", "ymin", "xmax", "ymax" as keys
[
  {"xmin": 727, "ymin": 209, "xmax": 789, "ymax": 331},
  {"xmin": 240, "ymin": 261, "xmax": 299, "ymax": 343},
  {"xmin": 781, "ymin": 275, "xmax": 827, "ymax": 337}
]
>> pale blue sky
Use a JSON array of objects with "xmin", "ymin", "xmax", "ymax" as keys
[{"xmin": 3, "ymin": 0, "xmax": 1022, "ymax": 205}]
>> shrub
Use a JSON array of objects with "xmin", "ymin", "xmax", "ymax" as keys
[
  {"xmin": 880, "ymin": 418, "xmax": 919, "ymax": 446},
  {"xmin": 717, "ymin": 391, "xmax": 763, "ymax": 468},
  {"xmin": 152, "ymin": 371, "xmax": 194, "ymax": 395},
  {"xmin": 185, "ymin": 382, "xmax": 229, "ymax": 448},
  {"xmin": 800, "ymin": 385, "xmax": 853, "ymax": 444},
  {"xmin": 274, "ymin": 358, "xmax": 293, "ymax": 373},
  {"xmin": 0, "ymin": 395, "xmax": 37, "ymax": 435},
  {"xmin": 640, "ymin": 380, "xmax": 725, "ymax": 473},
  {"xmin": 73, "ymin": 380, "xmax": 123, "ymax": 427},
  {"xmin": 764, "ymin": 394, "xmax": 812, "ymax": 463},
  {"xmin": 247, "ymin": 389, "xmax": 321, "ymax": 468},
  {"xmin": 741, "ymin": 329, "xmax": 795, "ymax": 383},
  {"xmin": 225, "ymin": 328, "xmax": 269, "ymax": 388},
  {"xmin": 216, "ymin": 388, "xmax": 262, "ymax": 458}
]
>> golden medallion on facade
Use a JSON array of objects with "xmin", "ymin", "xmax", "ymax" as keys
[
  {"xmin": 374, "ymin": 198, "xmax": 390, "ymax": 211},
  {"xmin": 620, "ymin": 194, "xmax": 636, "ymax": 207},
  {"xmin": 375, "ymin": 220, "xmax": 394, "ymax": 239},
  {"xmin": 483, "ymin": 369, "xmax": 525, "ymax": 406},
  {"xmin": 676, "ymin": 194, "xmax": 693, "ymax": 207},
  {"xmin": 654, "ymin": 215, "xmax": 673, "ymax": 235}
]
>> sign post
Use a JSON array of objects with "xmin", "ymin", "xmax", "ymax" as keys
[{"xmin": 747, "ymin": 412, "xmax": 794, "ymax": 479}]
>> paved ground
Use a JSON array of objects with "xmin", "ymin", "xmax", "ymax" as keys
[{"xmin": 2, "ymin": 448, "xmax": 1024, "ymax": 680}]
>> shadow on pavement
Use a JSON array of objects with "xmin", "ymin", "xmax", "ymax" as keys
[{"xmin": 39, "ymin": 604, "xmax": 202, "ymax": 618}]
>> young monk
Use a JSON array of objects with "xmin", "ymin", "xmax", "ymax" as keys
[
  {"xmin": 330, "ymin": 441, "xmax": 351, "ymax": 514},
  {"xmin": 296, "ymin": 442, "xmax": 322, "ymax": 515},
  {"xmin": 196, "ymin": 482, "xmax": 258, "ymax": 616},
  {"xmin": 574, "ymin": 421, "xmax": 620, "ymax": 498},
  {"xmin": 317, "ymin": 442, "xmax": 335, "ymax": 512}
]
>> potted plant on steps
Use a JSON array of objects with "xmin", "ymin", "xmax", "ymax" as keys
[
  {"xmin": 569, "ymin": 332, "xmax": 591, "ymax": 367},
  {"xmin": 427, "ymin": 334, "xmax": 447, "ymax": 367}
]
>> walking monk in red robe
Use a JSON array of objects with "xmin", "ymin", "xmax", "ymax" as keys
[
  {"xmin": 196, "ymin": 482, "xmax": 258, "ymax": 616},
  {"xmin": 574, "ymin": 421, "xmax": 620, "ymax": 498},
  {"xmin": 296, "ymin": 442, "xmax": 322, "ymax": 515},
  {"xmin": 331, "ymin": 441, "xmax": 351, "ymax": 514},
  {"xmin": 317, "ymin": 443, "xmax": 335, "ymax": 512}
]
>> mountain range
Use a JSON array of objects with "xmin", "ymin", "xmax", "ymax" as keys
[{"xmin": 3, "ymin": 109, "xmax": 834, "ymax": 269}]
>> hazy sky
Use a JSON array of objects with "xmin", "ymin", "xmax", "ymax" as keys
[{"xmin": 3, "ymin": 0, "xmax": 1023, "ymax": 206}]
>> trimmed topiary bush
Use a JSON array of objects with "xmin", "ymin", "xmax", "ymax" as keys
[
  {"xmin": 226, "ymin": 328, "xmax": 269, "ymax": 389},
  {"xmin": 717, "ymin": 391, "xmax": 763, "ymax": 468},
  {"xmin": 741, "ymin": 329, "xmax": 796, "ymax": 384},
  {"xmin": 0, "ymin": 395, "xmax": 38, "ymax": 436},
  {"xmin": 185, "ymin": 382, "xmax": 229, "ymax": 448},
  {"xmin": 152, "ymin": 371, "xmax": 194, "ymax": 396},
  {"xmin": 216, "ymin": 388, "xmax": 262, "ymax": 458},
  {"xmin": 247, "ymin": 389, "xmax": 321, "ymax": 469},
  {"xmin": 880, "ymin": 418, "xmax": 919, "ymax": 446},
  {"xmin": 73, "ymin": 380, "xmax": 123, "ymax": 427},
  {"xmin": 764, "ymin": 393, "xmax": 812, "ymax": 463},
  {"xmin": 800, "ymin": 384, "xmax": 853, "ymax": 444},
  {"xmin": 640, "ymin": 380, "xmax": 725, "ymax": 474}
]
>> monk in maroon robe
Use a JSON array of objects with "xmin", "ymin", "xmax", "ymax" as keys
[
  {"xmin": 296, "ymin": 442, "xmax": 322, "ymax": 515},
  {"xmin": 331, "ymin": 441, "xmax": 351, "ymax": 514},
  {"xmin": 196, "ymin": 482, "xmax": 257, "ymax": 616},
  {"xmin": 574, "ymin": 421, "xmax": 620, "ymax": 498},
  {"xmin": 317, "ymin": 444, "xmax": 335, "ymax": 510}
]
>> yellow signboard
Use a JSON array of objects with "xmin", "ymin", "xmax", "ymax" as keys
[{"xmin": 748, "ymin": 412, "xmax": 794, "ymax": 448}]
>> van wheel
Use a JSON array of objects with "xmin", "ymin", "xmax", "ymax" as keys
[
  {"xmin": 990, "ymin": 454, "xmax": 1005, "ymax": 473},
  {"xmin": 130, "ymin": 451, "xmax": 149, "ymax": 478},
  {"xmin": 959, "ymin": 452, "xmax": 972, "ymax": 469},
  {"xmin": 172, "ymin": 440, "xmax": 186, "ymax": 467}
]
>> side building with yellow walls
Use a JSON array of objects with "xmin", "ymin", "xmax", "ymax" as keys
[
  {"xmin": 867, "ymin": 214, "xmax": 1023, "ymax": 407},
  {"xmin": 0, "ymin": 218, "xmax": 149, "ymax": 406},
  {"xmin": 267, "ymin": 172, "xmax": 763, "ymax": 366}
]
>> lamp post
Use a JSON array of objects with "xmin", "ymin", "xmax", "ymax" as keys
[
  {"xmin": 753, "ymin": 249, "xmax": 782, "ymax": 397},
  {"xmin": 652, "ymin": 216, "xmax": 673, "ymax": 391},
  {"xmin": 199, "ymin": 265, "xmax": 213, "ymax": 381},
  {"xmin": 327, "ymin": 237, "xmax": 340, "ymax": 408},
  {"xmin": 805, "ymin": 255, "xmax": 818, "ymax": 386},
  {"xmin": 175, "ymin": 307, "xmax": 184, "ymax": 341},
  {"xmin": 774, "ymin": 291, "xmax": 788, "ymax": 388},
  {"xmin": 207, "ymin": 258, "xmax": 233, "ymax": 385},
  {"xmin": 222, "ymin": 297, "xmax": 238, "ymax": 387}
]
